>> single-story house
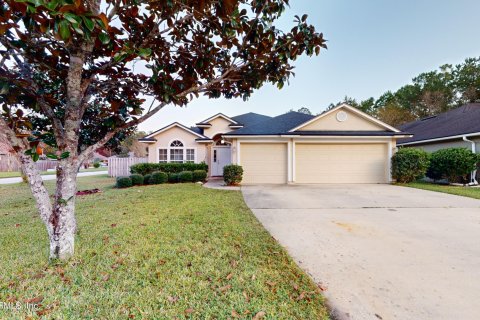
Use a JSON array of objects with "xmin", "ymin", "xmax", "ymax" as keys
[
  {"xmin": 140, "ymin": 104, "xmax": 411, "ymax": 184},
  {"xmin": 398, "ymin": 103, "xmax": 480, "ymax": 182}
]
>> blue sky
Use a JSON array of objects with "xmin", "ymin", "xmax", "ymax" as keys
[{"xmin": 139, "ymin": 0, "xmax": 480, "ymax": 132}]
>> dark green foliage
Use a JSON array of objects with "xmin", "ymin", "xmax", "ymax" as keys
[
  {"xmin": 391, "ymin": 148, "xmax": 430, "ymax": 183},
  {"xmin": 168, "ymin": 173, "xmax": 179, "ymax": 183},
  {"xmin": 427, "ymin": 148, "xmax": 479, "ymax": 183},
  {"xmin": 193, "ymin": 170, "xmax": 208, "ymax": 182},
  {"xmin": 116, "ymin": 177, "xmax": 132, "ymax": 188},
  {"xmin": 178, "ymin": 171, "xmax": 193, "ymax": 183},
  {"xmin": 223, "ymin": 164, "xmax": 243, "ymax": 185},
  {"xmin": 130, "ymin": 174, "xmax": 144, "ymax": 186},
  {"xmin": 130, "ymin": 163, "xmax": 208, "ymax": 175},
  {"xmin": 150, "ymin": 171, "xmax": 168, "ymax": 184},
  {"xmin": 143, "ymin": 174, "xmax": 152, "ymax": 185},
  {"xmin": 93, "ymin": 162, "xmax": 101, "ymax": 168}
]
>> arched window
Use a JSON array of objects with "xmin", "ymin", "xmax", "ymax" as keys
[{"xmin": 170, "ymin": 140, "xmax": 184, "ymax": 147}]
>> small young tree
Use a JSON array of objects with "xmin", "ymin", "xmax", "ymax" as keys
[{"xmin": 0, "ymin": 0, "xmax": 326, "ymax": 259}]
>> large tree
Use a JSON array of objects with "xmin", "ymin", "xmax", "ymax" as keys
[{"xmin": 0, "ymin": 0, "xmax": 326, "ymax": 259}]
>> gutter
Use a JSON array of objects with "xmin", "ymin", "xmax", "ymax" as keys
[{"xmin": 463, "ymin": 136, "xmax": 478, "ymax": 185}]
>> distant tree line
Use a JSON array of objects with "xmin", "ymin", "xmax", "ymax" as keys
[{"xmin": 329, "ymin": 57, "xmax": 480, "ymax": 126}]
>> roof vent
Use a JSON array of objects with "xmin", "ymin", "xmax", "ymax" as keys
[{"xmin": 336, "ymin": 111, "xmax": 348, "ymax": 122}]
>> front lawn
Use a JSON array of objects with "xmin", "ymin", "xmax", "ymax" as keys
[
  {"xmin": 0, "ymin": 175, "xmax": 328, "ymax": 319},
  {"xmin": 404, "ymin": 181, "xmax": 480, "ymax": 200}
]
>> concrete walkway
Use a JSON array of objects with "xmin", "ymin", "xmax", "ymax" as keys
[
  {"xmin": 202, "ymin": 177, "xmax": 240, "ymax": 191},
  {"xmin": 242, "ymin": 184, "xmax": 480, "ymax": 320},
  {"xmin": 0, "ymin": 170, "xmax": 108, "ymax": 185}
]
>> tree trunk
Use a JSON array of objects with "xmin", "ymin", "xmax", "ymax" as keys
[
  {"xmin": 49, "ymin": 160, "xmax": 79, "ymax": 260},
  {"xmin": 19, "ymin": 154, "xmax": 79, "ymax": 260}
]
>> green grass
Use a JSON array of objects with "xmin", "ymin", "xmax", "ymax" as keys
[
  {"xmin": 404, "ymin": 181, "xmax": 480, "ymax": 200},
  {"xmin": 0, "ymin": 167, "xmax": 107, "ymax": 179},
  {"xmin": 0, "ymin": 175, "xmax": 329, "ymax": 319}
]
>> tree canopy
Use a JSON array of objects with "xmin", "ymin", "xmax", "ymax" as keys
[
  {"xmin": 331, "ymin": 57, "xmax": 480, "ymax": 127},
  {"xmin": 0, "ymin": 0, "xmax": 326, "ymax": 259}
]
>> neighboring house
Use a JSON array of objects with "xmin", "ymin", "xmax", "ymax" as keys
[
  {"xmin": 140, "ymin": 104, "xmax": 411, "ymax": 184},
  {"xmin": 398, "ymin": 103, "xmax": 480, "ymax": 182}
]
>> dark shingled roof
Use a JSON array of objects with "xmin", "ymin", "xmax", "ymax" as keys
[
  {"xmin": 231, "ymin": 112, "xmax": 272, "ymax": 127},
  {"xmin": 398, "ymin": 103, "xmax": 480, "ymax": 144},
  {"xmin": 224, "ymin": 111, "xmax": 315, "ymax": 135}
]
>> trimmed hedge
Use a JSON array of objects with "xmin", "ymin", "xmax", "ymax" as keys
[
  {"xmin": 223, "ymin": 164, "xmax": 243, "ymax": 185},
  {"xmin": 391, "ymin": 148, "xmax": 430, "ymax": 183},
  {"xmin": 116, "ymin": 177, "xmax": 132, "ymax": 188},
  {"xmin": 178, "ymin": 171, "xmax": 193, "ymax": 183},
  {"xmin": 168, "ymin": 173, "xmax": 179, "ymax": 183},
  {"xmin": 143, "ymin": 174, "xmax": 152, "ymax": 185},
  {"xmin": 427, "ymin": 148, "xmax": 478, "ymax": 183},
  {"xmin": 193, "ymin": 170, "xmax": 207, "ymax": 182},
  {"xmin": 130, "ymin": 174, "xmax": 144, "ymax": 186},
  {"xmin": 150, "ymin": 171, "xmax": 168, "ymax": 184},
  {"xmin": 131, "ymin": 162, "xmax": 208, "ymax": 175},
  {"xmin": 93, "ymin": 162, "xmax": 101, "ymax": 168}
]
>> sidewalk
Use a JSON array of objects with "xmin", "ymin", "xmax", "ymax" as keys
[{"xmin": 0, "ymin": 170, "xmax": 108, "ymax": 185}]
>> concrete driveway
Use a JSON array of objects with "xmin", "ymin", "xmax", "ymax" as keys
[{"xmin": 242, "ymin": 184, "xmax": 480, "ymax": 320}]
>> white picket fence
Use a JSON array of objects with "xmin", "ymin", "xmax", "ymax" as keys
[
  {"xmin": 0, "ymin": 154, "xmax": 57, "ymax": 172},
  {"xmin": 108, "ymin": 157, "xmax": 148, "ymax": 177}
]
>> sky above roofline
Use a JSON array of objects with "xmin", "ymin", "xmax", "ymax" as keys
[{"xmin": 139, "ymin": 0, "xmax": 480, "ymax": 133}]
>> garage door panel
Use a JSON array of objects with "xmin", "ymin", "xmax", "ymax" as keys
[
  {"xmin": 295, "ymin": 144, "xmax": 387, "ymax": 184},
  {"xmin": 241, "ymin": 143, "xmax": 287, "ymax": 184}
]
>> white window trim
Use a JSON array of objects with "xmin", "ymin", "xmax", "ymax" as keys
[{"xmin": 157, "ymin": 139, "xmax": 197, "ymax": 163}]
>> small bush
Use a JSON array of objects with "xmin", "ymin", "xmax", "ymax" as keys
[
  {"xmin": 168, "ymin": 173, "xmax": 179, "ymax": 183},
  {"xmin": 427, "ymin": 148, "xmax": 478, "ymax": 183},
  {"xmin": 223, "ymin": 164, "xmax": 243, "ymax": 185},
  {"xmin": 391, "ymin": 148, "xmax": 430, "ymax": 183},
  {"xmin": 178, "ymin": 171, "xmax": 193, "ymax": 183},
  {"xmin": 192, "ymin": 170, "xmax": 207, "ymax": 182},
  {"xmin": 130, "ymin": 174, "xmax": 144, "ymax": 186},
  {"xmin": 116, "ymin": 177, "xmax": 132, "ymax": 188},
  {"xmin": 130, "ymin": 162, "xmax": 208, "ymax": 175},
  {"xmin": 150, "ymin": 171, "xmax": 168, "ymax": 184},
  {"xmin": 93, "ymin": 162, "xmax": 101, "ymax": 168},
  {"xmin": 143, "ymin": 174, "xmax": 152, "ymax": 185}
]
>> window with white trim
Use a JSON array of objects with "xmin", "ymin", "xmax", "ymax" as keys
[
  {"xmin": 186, "ymin": 149, "xmax": 195, "ymax": 162},
  {"xmin": 170, "ymin": 140, "xmax": 183, "ymax": 147},
  {"xmin": 159, "ymin": 149, "xmax": 167, "ymax": 163},
  {"xmin": 169, "ymin": 140, "xmax": 184, "ymax": 163}
]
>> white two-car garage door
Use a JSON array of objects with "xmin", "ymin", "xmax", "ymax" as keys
[
  {"xmin": 295, "ymin": 143, "xmax": 388, "ymax": 184},
  {"xmin": 241, "ymin": 143, "xmax": 287, "ymax": 184}
]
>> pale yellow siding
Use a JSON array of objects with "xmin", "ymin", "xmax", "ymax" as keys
[
  {"xmin": 298, "ymin": 109, "xmax": 384, "ymax": 131},
  {"xmin": 295, "ymin": 143, "xmax": 388, "ymax": 183},
  {"xmin": 241, "ymin": 143, "xmax": 287, "ymax": 184},
  {"xmin": 146, "ymin": 126, "xmax": 207, "ymax": 163},
  {"xmin": 203, "ymin": 117, "xmax": 234, "ymax": 138}
]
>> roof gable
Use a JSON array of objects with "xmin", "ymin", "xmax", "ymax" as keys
[
  {"xmin": 141, "ymin": 122, "xmax": 206, "ymax": 141},
  {"xmin": 290, "ymin": 104, "xmax": 400, "ymax": 132},
  {"xmin": 196, "ymin": 113, "xmax": 238, "ymax": 125}
]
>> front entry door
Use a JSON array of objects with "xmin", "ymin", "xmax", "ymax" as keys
[{"xmin": 212, "ymin": 147, "xmax": 231, "ymax": 176}]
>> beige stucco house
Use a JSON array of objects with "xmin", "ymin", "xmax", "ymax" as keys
[{"xmin": 140, "ymin": 104, "xmax": 411, "ymax": 184}]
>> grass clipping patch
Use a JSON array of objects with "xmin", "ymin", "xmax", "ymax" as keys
[{"xmin": 0, "ymin": 176, "xmax": 329, "ymax": 319}]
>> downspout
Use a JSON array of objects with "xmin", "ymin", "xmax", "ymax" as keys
[{"xmin": 463, "ymin": 136, "xmax": 478, "ymax": 185}]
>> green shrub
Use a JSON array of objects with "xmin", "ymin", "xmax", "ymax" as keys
[
  {"xmin": 116, "ymin": 177, "xmax": 132, "ymax": 188},
  {"xmin": 93, "ymin": 161, "xmax": 101, "ymax": 168},
  {"xmin": 223, "ymin": 164, "xmax": 243, "ymax": 185},
  {"xmin": 150, "ymin": 171, "xmax": 168, "ymax": 184},
  {"xmin": 391, "ymin": 148, "xmax": 430, "ymax": 183},
  {"xmin": 427, "ymin": 148, "xmax": 478, "ymax": 183},
  {"xmin": 192, "ymin": 170, "xmax": 207, "ymax": 182},
  {"xmin": 130, "ymin": 162, "xmax": 208, "ymax": 175},
  {"xmin": 130, "ymin": 174, "xmax": 144, "ymax": 186},
  {"xmin": 143, "ymin": 174, "xmax": 152, "ymax": 185},
  {"xmin": 178, "ymin": 171, "xmax": 193, "ymax": 183},
  {"xmin": 168, "ymin": 173, "xmax": 179, "ymax": 183}
]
